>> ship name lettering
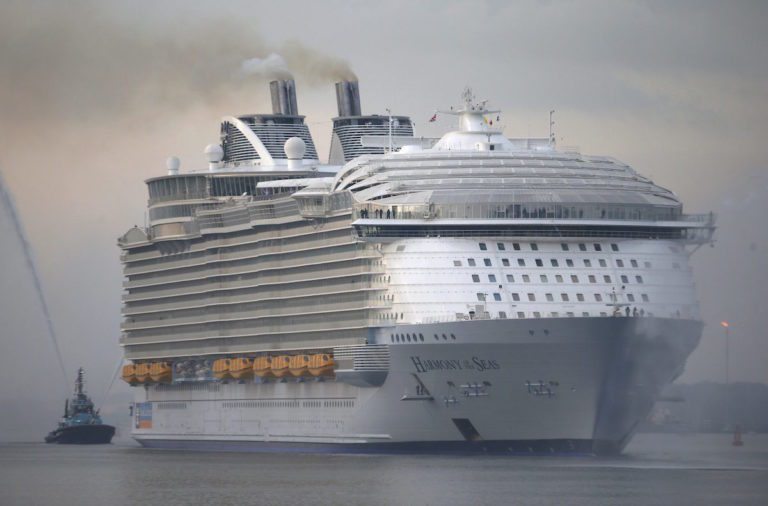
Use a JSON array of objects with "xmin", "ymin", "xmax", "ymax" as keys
[
  {"xmin": 472, "ymin": 357, "xmax": 500, "ymax": 371},
  {"xmin": 410, "ymin": 356, "xmax": 500, "ymax": 373}
]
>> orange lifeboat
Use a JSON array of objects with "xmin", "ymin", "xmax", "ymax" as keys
[
  {"xmin": 253, "ymin": 356, "xmax": 273, "ymax": 378},
  {"xmin": 212, "ymin": 358, "xmax": 233, "ymax": 380},
  {"xmin": 289, "ymin": 355, "xmax": 310, "ymax": 377},
  {"xmin": 270, "ymin": 356, "xmax": 290, "ymax": 378},
  {"xmin": 308, "ymin": 354, "xmax": 335, "ymax": 377},
  {"xmin": 149, "ymin": 362, "xmax": 172, "ymax": 383},
  {"xmin": 134, "ymin": 363, "xmax": 151, "ymax": 383},
  {"xmin": 121, "ymin": 364, "xmax": 137, "ymax": 385},
  {"xmin": 229, "ymin": 358, "xmax": 253, "ymax": 380}
]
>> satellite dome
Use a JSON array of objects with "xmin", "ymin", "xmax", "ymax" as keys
[
  {"xmin": 166, "ymin": 156, "xmax": 180, "ymax": 175},
  {"xmin": 204, "ymin": 144, "xmax": 224, "ymax": 163},
  {"xmin": 284, "ymin": 137, "xmax": 306, "ymax": 160}
]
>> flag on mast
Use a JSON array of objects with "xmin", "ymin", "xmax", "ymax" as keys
[{"xmin": 428, "ymin": 113, "xmax": 437, "ymax": 122}]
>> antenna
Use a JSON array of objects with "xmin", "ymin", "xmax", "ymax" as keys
[{"xmin": 549, "ymin": 110, "xmax": 556, "ymax": 147}]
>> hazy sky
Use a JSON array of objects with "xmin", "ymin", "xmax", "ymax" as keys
[{"xmin": 1, "ymin": 0, "xmax": 767, "ymax": 439}]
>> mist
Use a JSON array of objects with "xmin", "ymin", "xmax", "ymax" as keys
[{"xmin": 1, "ymin": 0, "xmax": 767, "ymax": 441}]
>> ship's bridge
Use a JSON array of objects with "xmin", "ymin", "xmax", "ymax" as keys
[{"xmin": 331, "ymin": 100, "xmax": 713, "ymax": 243}]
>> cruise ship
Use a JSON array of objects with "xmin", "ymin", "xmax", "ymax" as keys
[{"xmin": 118, "ymin": 79, "xmax": 715, "ymax": 455}]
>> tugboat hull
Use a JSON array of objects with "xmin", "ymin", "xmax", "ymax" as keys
[{"xmin": 45, "ymin": 424, "xmax": 115, "ymax": 444}]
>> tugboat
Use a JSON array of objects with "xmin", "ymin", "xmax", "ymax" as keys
[{"xmin": 45, "ymin": 368, "xmax": 115, "ymax": 444}]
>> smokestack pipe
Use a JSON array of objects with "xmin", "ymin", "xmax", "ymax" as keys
[
  {"xmin": 270, "ymin": 80, "xmax": 299, "ymax": 115},
  {"xmin": 335, "ymin": 81, "xmax": 361, "ymax": 117}
]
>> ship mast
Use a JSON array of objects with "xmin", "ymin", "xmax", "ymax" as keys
[{"xmin": 75, "ymin": 367, "xmax": 85, "ymax": 396}]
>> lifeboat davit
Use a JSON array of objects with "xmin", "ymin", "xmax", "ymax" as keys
[
  {"xmin": 229, "ymin": 358, "xmax": 253, "ymax": 380},
  {"xmin": 149, "ymin": 362, "xmax": 172, "ymax": 383},
  {"xmin": 289, "ymin": 355, "xmax": 310, "ymax": 377},
  {"xmin": 270, "ymin": 356, "xmax": 290, "ymax": 378},
  {"xmin": 308, "ymin": 354, "xmax": 335, "ymax": 377},
  {"xmin": 213, "ymin": 358, "xmax": 233, "ymax": 380},
  {"xmin": 121, "ymin": 364, "xmax": 137, "ymax": 385},
  {"xmin": 134, "ymin": 363, "xmax": 151, "ymax": 383},
  {"xmin": 253, "ymin": 356, "xmax": 273, "ymax": 378}
]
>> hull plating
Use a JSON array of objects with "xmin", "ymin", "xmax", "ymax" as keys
[{"xmin": 131, "ymin": 317, "xmax": 700, "ymax": 455}]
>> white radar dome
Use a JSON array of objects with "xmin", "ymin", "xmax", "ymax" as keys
[
  {"xmin": 166, "ymin": 156, "xmax": 180, "ymax": 175},
  {"xmin": 284, "ymin": 137, "xmax": 306, "ymax": 160},
  {"xmin": 204, "ymin": 143, "xmax": 224, "ymax": 163}
]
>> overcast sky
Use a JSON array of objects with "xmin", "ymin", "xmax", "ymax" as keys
[{"xmin": 1, "ymin": 0, "xmax": 766, "ymax": 439}]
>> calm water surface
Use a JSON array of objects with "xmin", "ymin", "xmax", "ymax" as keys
[{"xmin": 1, "ymin": 433, "xmax": 766, "ymax": 505}]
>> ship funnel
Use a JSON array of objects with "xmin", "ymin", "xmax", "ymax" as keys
[
  {"xmin": 335, "ymin": 81, "xmax": 361, "ymax": 117},
  {"xmin": 270, "ymin": 79, "xmax": 299, "ymax": 115}
]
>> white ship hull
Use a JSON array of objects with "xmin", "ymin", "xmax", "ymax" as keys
[{"xmin": 132, "ymin": 316, "xmax": 700, "ymax": 455}]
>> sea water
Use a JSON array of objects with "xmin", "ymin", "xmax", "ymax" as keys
[{"xmin": 1, "ymin": 433, "xmax": 766, "ymax": 505}]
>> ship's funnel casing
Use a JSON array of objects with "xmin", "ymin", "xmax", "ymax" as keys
[
  {"xmin": 270, "ymin": 80, "xmax": 299, "ymax": 115},
  {"xmin": 335, "ymin": 81, "xmax": 362, "ymax": 117},
  {"xmin": 329, "ymin": 79, "xmax": 414, "ymax": 164}
]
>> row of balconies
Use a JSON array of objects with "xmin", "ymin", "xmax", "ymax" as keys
[{"xmin": 124, "ymin": 261, "xmax": 383, "ymax": 303}]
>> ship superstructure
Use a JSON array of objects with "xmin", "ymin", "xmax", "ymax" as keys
[{"xmin": 118, "ymin": 82, "xmax": 714, "ymax": 455}]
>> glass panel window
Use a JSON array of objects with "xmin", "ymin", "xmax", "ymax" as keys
[
  {"xmin": 527, "ymin": 293, "xmax": 536, "ymax": 301},
  {"xmin": 551, "ymin": 259, "xmax": 559, "ymax": 267},
  {"xmin": 627, "ymin": 294, "xmax": 635, "ymax": 302},
  {"xmin": 582, "ymin": 312, "xmax": 590, "ymax": 317},
  {"xmin": 611, "ymin": 243, "xmax": 619, "ymax": 252},
  {"xmin": 488, "ymin": 274, "xmax": 497, "ymax": 282},
  {"xmin": 497, "ymin": 243, "xmax": 506, "ymax": 251},
  {"xmin": 561, "ymin": 243, "xmax": 569, "ymax": 251},
  {"xmin": 498, "ymin": 311, "xmax": 507, "ymax": 318},
  {"xmin": 571, "ymin": 275, "xmax": 579, "ymax": 283},
  {"xmin": 631, "ymin": 259, "xmax": 638, "ymax": 268},
  {"xmin": 512, "ymin": 293, "xmax": 520, "ymax": 301},
  {"xmin": 493, "ymin": 293, "xmax": 502, "ymax": 301},
  {"xmin": 566, "ymin": 259, "xmax": 574, "ymax": 267},
  {"xmin": 551, "ymin": 312, "xmax": 559, "ymax": 317},
  {"xmin": 576, "ymin": 293, "xmax": 585, "ymax": 301},
  {"xmin": 472, "ymin": 274, "xmax": 480, "ymax": 282},
  {"xmin": 616, "ymin": 259, "xmax": 624, "ymax": 267},
  {"xmin": 518, "ymin": 259, "xmax": 526, "ymax": 267},
  {"xmin": 535, "ymin": 259, "xmax": 543, "ymax": 267},
  {"xmin": 579, "ymin": 243, "xmax": 587, "ymax": 251},
  {"xmin": 476, "ymin": 293, "xmax": 486, "ymax": 301},
  {"xmin": 604, "ymin": 275, "xmax": 612, "ymax": 283},
  {"xmin": 620, "ymin": 275, "xmax": 628, "ymax": 283},
  {"xmin": 453, "ymin": 260, "xmax": 462, "ymax": 267},
  {"xmin": 588, "ymin": 275, "xmax": 597, "ymax": 283},
  {"xmin": 506, "ymin": 274, "xmax": 515, "ymax": 282},
  {"xmin": 644, "ymin": 261, "xmax": 652, "ymax": 268},
  {"xmin": 533, "ymin": 311, "xmax": 541, "ymax": 318},
  {"xmin": 540, "ymin": 274, "xmax": 548, "ymax": 283},
  {"xmin": 513, "ymin": 243, "xmax": 521, "ymax": 251},
  {"xmin": 595, "ymin": 294, "xmax": 603, "ymax": 302},
  {"xmin": 545, "ymin": 293, "xmax": 554, "ymax": 302},
  {"xmin": 523, "ymin": 274, "xmax": 531, "ymax": 282},
  {"xmin": 468, "ymin": 258, "xmax": 476, "ymax": 266},
  {"xmin": 502, "ymin": 258, "xmax": 510, "ymax": 267},
  {"xmin": 584, "ymin": 259, "xmax": 592, "ymax": 267},
  {"xmin": 561, "ymin": 293, "xmax": 569, "ymax": 301},
  {"xmin": 635, "ymin": 275, "xmax": 644, "ymax": 283},
  {"xmin": 479, "ymin": 243, "xmax": 487, "ymax": 251},
  {"xmin": 594, "ymin": 244, "xmax": 602, "ymax": 252},
  {"xmin": 599, "ymin": 259, "xmax": 607, "ymax": 267},
  {"xmin": 517, "ymin": 312, "xmax": 526, "ymax": 318},
  {"xmin": 483, "ymin": 258, "xmax": 492, "ymax": 266},
  {"xmin": 642, "ymin": 294, "xmax": 650, "ymax": 302},
  {"xmin": 556, "ymin": 275, "xmax": 564, "ymax": 283},
  {"xmin": 531, "ymin": 243, "xmax": 539, "ymax": 251}
]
